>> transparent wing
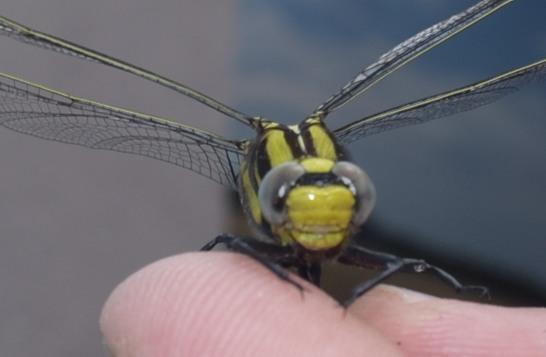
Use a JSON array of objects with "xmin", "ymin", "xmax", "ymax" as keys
[
  {"xmin": 0, "ymin": 15, "xmax": 256, "ymax": 127},
  {"xmin": 314, "ymin": 0, "xmax": 512, "ymax": 117},
  {"xmin": 334, "ymin": 58, "xmax": 546, "ymax": 144},
  {"xmin": 0, "ymin": 71, "xmax": 247, "ymax": 188}
]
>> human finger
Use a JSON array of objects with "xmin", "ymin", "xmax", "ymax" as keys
[
  {"xmin": 349, "ymin": 285, "xmax": 546, "ymax": 357},
  {"xmin": 100, "ymin": 252, "xmax": 403, "ymax": 357}
]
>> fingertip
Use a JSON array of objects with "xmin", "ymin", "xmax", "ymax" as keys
[
  {"xmin": 100, "ymin": 253, "xmax": 402, "ymax": 357},
  {"xmin": 349, "ymin": 285, "xmax": 546, "ymax": 357}
]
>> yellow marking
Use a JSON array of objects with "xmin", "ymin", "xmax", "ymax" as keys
[
  {"xmin": 262, "ymin": 122, "xmax": 280, "ymax": 130},
  {"xmin": 272, "ymin": 226, "xmax": 294, "ymax": 247},
  {"xmin": 305, "ymin": 116, "xmax": 322, "ymax": 125},
  {"xmin": 265, "ymin": 129, "xmax": 294, "ymax": 167},
  {"xmin": 240, "ymin": 163, "xmax": 261, "ymax": 224},
  {"xmin": 308, "ymin": 124, "xmax": 337, "ymax": 160},
  {"xmin": 291, "ymin": 231, "xmax": 345, "ymax": 251},
  {"xmin": 284, "ymin": 185, "xmax": 355, "ymax": 250},
  {"xmin": 300, "ymin": 157, "xmax": 334, "ymax": 173}
]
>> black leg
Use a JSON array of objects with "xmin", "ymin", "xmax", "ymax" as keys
[
  {"xmin": 201, "ymin": 234, "xmax": 304, "ymax": 292},
  {"xmin": 297, "ymin": 262, "xmax": 322, "ymax": 286},
  {"xmin": 338, "ymin": 244, "xmax": 489, "ymax": 305}
]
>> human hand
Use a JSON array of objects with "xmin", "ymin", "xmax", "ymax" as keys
[{"xmin": 100, "ymin": 252, "xmax": 546, "ymax": 356}]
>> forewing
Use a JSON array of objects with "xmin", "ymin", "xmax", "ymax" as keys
[
  {"xmin": 314, "ymin": 0, "xmax": 512, "ymax": 116},
  {"xmin": 0, "ymin": 72, "xmax": 246, "ymax": 188},
  {"xmin": 334, "ymin": 58, "xmax": 546, "ymax": 144},
  {"xmin": 0, "ymin": 15, "xmax": 254, "ymax": 126}
]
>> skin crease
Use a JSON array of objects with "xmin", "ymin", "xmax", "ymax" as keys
[{"xmin": 100, "ymin": 252, "xmax": 546, "ymax": 357}]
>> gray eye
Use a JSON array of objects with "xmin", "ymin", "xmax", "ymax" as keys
[
  {"xmin": 332, "ymin": 161, "xmax": 376, "ymax": 226},
  {"xmin": 258, "ymin": 161, "xmax": 305, "ymax": 225}
]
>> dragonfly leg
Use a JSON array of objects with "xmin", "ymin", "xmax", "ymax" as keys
[
  {"xmin": 297, "ymin": 262, "xmax": 322, "ymax": 287},
  {"xmin": 338, "ymin": 244, "xmax": 489, "ymax": 305},
  {"xmin": 201, "ymin": 234, "xmax": 304, "ymax": 292}
]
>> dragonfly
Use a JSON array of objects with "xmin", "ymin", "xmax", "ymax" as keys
[{"xmin": 1, "ymin": 0, "xmax": 545, "ymax": 304}]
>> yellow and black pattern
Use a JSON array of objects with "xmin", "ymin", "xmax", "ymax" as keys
[
  {"xmin": 300, "ymin": 116, "xmax": 346, "ymax": 161},
  {"xmin": 239, "ymin": 119, "xmax": 345, "ymax": 241}
]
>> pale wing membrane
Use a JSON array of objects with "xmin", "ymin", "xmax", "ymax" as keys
[
  {"xmin": 0, "ymin": 72, "xmax": 246, "ymax": 188},
  {"xmin": 314, "ymin": 0, "xmax": 512, "ymax": 116},
  {"xmin": 0, "ymin": 15, "xmax": 254, "ymax": 126},
  {"xmin": 334, "ymin": 58, "xmax": 546, "ymax": 144}
]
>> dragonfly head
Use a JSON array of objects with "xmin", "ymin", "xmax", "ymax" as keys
[{"xmin": 258, "ymin": 158, "xmax": 376, "ymax": 251}]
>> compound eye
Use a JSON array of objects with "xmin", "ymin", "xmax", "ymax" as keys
[
  {"xmin": 332, "ymin": 161, "xmax": 376, "ymax": 226},
  {"xmin": 258, "ymin": 161, "xmax": 305, "ymax": 225}
]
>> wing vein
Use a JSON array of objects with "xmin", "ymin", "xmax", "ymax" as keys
[
  {"xmin": 314, "ymin": 0, "xmax": 513, "ymax": 117},
  {"xmin": 0, "ymin": 15, "xmax": 256, "ymax": 126},
  {"xmin": 0, "ymin": 71, "xmax": 246, "ymax": 188},
  {"xmin": 334, "ymin": 58, "xmax": 546, "ymax": 144}
]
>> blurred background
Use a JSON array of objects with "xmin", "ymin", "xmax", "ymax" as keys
[{"xmin": 0, "ymin": 0, "xmax": 544, "ymax": 355}]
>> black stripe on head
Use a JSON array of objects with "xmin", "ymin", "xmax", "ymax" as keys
[
  {"xmin": 284, "ymin": 129, "xmax": 304, "ymax": 157},
  {"xmin": 255, "ymin": 127, "xmax": 303, "ymax": 180},
  {"xmin": 300, "ymin": 126, "xmax": 317, "ymax": 156},
  {"xmin": 255, "ymin": 137, "xmax": 271, "ymax": 184},
  {"xmin": 299, "ymin": 119, "xmax": 347, "ymax": 160},
  {"xmin": 295, "ymin": 172, "xmax": 340, "ymax": 186}
]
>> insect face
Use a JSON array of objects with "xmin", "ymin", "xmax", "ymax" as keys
[{"xmin": 258, "ymin": 158, "xmax": 376, "ymax": 250}]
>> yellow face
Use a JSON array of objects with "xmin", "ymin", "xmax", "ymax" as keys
[
  {"xmin": 274, "ymin": 184, "xmax": 356, "ymax": 251},
  {"xmin": 257, "ymin": 156, "xmax": 376, "ymax": 251}
]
